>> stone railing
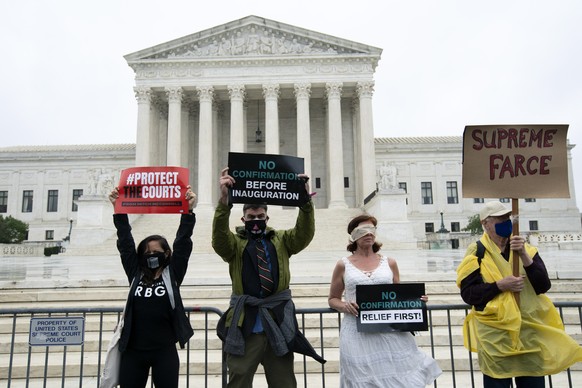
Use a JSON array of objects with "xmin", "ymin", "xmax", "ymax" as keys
[
  {"xmin": 420, "ymin": 231, "xmax": 582, "ymax": 251},
  {"xmin": 0, "ymin": 242, "xmax": 63, "ymax": 257},
  {"xmin": 529, "ymin": 232, "xmax": 582, "ymax": 243}
]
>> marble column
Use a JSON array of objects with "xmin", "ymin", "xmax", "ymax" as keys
[
  {"xmin": 242, "ymin": 100, "xmax": 248, "ymax": 152},
  {"xmin": 180, "ymin": 100, "xmax": 190, "ymax": 168},
  {"xmin": 263, "ymin": 83, "xmax": 280, "ymax": 154},
  {"xmin": 294, "ymin": 83, "xmax": 312, "ymax": 178},
  {"xmin": 165, "ymin": 86, "xmax": 183, "ymax": 166},
  {"xmin": 156, "ymin": 101, "xmax": 168, "ymax": 166},
  {"xmin": 228, "ymin": 84, "xmax": 246, "ymax": 152},
  {"xmin": 196, "ymin": 86, "xmax": 214, "ymax": 208},
  {"xmin": 351, "ymin": 97, "xmax": 363, "ymax": 205},
  {"xmin": 356, "ymin": 81, "xmax": 377, "ymax": 204},
  {"xmin": 134, "ymin": 87, "xmax": 152, "ymax": 166},
  {"xmin": 186, "ymin": 100, "xmax": 198, "ymax": 187},
  {"xmin": 212, "ymin": 101, "xmax": 222, "ymax": 205},
  {"xmin": 325, "ymin": 82, "xmax": 347, "ymax": 208}
]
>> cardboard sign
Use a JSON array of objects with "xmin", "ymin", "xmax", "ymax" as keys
[
  {"xmin": 29, "ymin": 317, "xmax": 85, "ymax": 346},
  {"xmin": 228, "ymin": 152, "xmax": 309, "ymax": 206},
  {"xmin": 356, "ymin": 283, "xmax": 428, "ymax": 333},
  {"xmin": 462, "ymin": 125, "xmax": 570, "ymax": 198},
  {"xmin": 115, "ymin": 166, "xmax": 189, "ymax": 214}
]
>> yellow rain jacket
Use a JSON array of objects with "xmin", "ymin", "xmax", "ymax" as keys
[{"xmin": 456, "ymin": 233, "xmax": 582, "ymax": 378}]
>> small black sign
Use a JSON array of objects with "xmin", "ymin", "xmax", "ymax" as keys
[
  {"xmin": 356, "ymin": 283, "xmax": 428, "ymax": 333},
  {"xmin": 228, "ymin": 152, "xmax": 308, "ymax": 206}
]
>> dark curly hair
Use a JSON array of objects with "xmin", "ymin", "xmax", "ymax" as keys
[{"xmin": 346, "ymin": 214, "xmax": 382, "ymax": 253}]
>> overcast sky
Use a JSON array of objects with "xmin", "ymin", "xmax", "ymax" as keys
[{"xmin": 1, "ymin": 0, "xmax": 581, "ymax": 209}]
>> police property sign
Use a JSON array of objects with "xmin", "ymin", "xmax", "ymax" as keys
[
  {"xmin": 29, "ymin": 317, "xmax": 85, "ymax": 346},
  {"xmin": 228, "ymin": 152, "xmax": 309, "ymax": 206}
]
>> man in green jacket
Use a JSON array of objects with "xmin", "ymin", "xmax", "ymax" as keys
[{"xmin": 212, "ymin": 167, "xmax": 324, "ymax": 388}]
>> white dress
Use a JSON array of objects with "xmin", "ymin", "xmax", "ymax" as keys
[{"xmin": 339, "ymin": 256, "xmax": 442, "ymax": 388}]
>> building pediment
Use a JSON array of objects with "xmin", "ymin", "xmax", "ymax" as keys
[{"xmin": 124, "ymin": 15, "xmax": 382, "ymax": 63}]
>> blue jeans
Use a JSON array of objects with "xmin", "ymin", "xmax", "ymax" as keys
[{"xmin": 483, "ymin": 374, "xmax": 545, "ymax": 388}]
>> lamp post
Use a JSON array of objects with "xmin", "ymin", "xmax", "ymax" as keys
[
  {"xmin": 437, "ymin": 211, "xmax": 449, "ymax": 234},
  {"xmin": 64, "ymin": 219, "xmax": 73, "ymax": 242},
  {"xmin": 255, "ymin": 100, "xmax": 262, "ymax": 143},
  {"xmin": 436, "ymin": 211, "xmax": 450, "ymax": 248}
]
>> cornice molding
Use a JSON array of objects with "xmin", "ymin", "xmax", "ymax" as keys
[{"xmin": 130, "ymin": 60, "xmax": 376, "ymax": 82}]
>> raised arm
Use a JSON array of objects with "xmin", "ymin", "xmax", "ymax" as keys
[
  {"xmin": 218, "ymin": 167, "xmax": 235, "ymax": 206},
  {"xmin": 109, "ymin": 187, "xmax": 137, "ymax": 283},
  {"xmin": 212, "ymin": 168, "xmax": 239, "ymax": 262},
  {"xmin": 172, "ymin": 186, "xmax": 197, "ymax": 284}
]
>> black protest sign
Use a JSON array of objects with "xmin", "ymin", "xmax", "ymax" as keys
[
  {"xmin": 356, "ymin": 283, "xmax": 428, "ymax": 333},
  {"xmin": 228, "ymin": 152, "xmax": 308, "ymax": 206}
]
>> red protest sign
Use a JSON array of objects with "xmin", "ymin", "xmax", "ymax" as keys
[
  {"xmin": 115, "ymin": 167, "xmax": 189, "ymax": 214},
  {"xmin": 462, "ymin": 125, "xmax": 570, "ymax": 199}
]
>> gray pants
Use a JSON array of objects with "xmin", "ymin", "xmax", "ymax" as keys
[{"xmin": 227, "ymin": 332, "xmax": 296, "ymax": 388}]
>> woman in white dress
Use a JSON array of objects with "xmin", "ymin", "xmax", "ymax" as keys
[{"xmin": 328, "ymin": 214, "xmax": 442, "ymax": 388}]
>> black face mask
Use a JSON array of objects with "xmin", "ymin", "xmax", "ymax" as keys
[
  {"xmin": 140, "ymin": 251, "xmax": 169, "ymax": 269},
  {"xmin": 245, "ymin": 219, "xmax": 266, "ymax": 237}
]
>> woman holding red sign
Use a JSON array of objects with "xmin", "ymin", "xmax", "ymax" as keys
[
  {"xmin": 108, "ymin": 186, "xmax": 197, "ymax": 388},
  {"xmin": 328, "ymin": 214, "xmax": 441, "ymax": 387}
]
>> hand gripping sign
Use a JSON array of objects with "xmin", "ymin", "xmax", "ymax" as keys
[{"xmin": 115, "ymin": 167, "xmax": 189, "ymax": 214}]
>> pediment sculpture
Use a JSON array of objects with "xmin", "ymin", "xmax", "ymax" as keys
[{"xmin": 151, "ymin": 25, "xmax": 362, "ymax": 59}]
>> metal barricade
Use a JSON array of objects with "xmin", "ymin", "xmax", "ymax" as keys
[
  {"xmin": 1, "ymin": 303, "xmax": 581, "ymax": 388},
  {"xmin": 0, "ymin": 306, "xmax": 223, "ymax": 388}
]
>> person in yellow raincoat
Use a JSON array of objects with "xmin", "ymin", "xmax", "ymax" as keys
[{"xmin": 456, "ymin": 201, "xmax": 582, "ymax": 388}]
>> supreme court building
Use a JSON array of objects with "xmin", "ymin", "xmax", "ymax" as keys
[
  {"xmin": 1, "ymin": 16, "xmax": 581, "ymax": 253},
  {"xmin": 125, "ymin": 15, "xmax": 380, "ymax": 210}
]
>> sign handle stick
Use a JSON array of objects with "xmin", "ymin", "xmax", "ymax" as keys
[{"xmin": 511, "ymin": 198, "xmax": 520, "ymax": 306}]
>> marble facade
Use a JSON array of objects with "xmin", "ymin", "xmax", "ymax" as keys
[
  {"xmin": 124, "ymin": 15, "xmax": 381, "ymax": 210},
  {"xmin": 0, "ymin": 16, "xmax": 580, "ymax": 250}
]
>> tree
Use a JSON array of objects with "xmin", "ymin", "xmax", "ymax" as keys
[
  {"xmin": 0, "ymin": 215, "xmax": 29, "ymax": 243},
  {"xmin": 462, "ymin": 214, "xmax": 483, "ymax": 235}
]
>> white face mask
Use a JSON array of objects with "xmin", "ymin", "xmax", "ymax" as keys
[{"xmin": 349, "ymin": 225, "xmax": 376, "ymax": 242}]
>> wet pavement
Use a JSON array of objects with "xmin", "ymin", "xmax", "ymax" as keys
[{"xmin": 1, "ymin": 247, "xmax": 581, "ymax": 289}]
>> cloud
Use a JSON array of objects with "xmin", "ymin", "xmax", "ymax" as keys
[{"xmin": 1, "ymin": 0, "xmax": 581, "ymax": 208}]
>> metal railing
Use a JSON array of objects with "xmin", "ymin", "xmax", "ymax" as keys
[{"xmin": 1, "ymin": 303, "xmax": 580, "ymax": 388}]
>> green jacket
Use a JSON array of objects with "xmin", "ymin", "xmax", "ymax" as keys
[
  {"xmin": 212, "ymin": 200, "xmax": 315, "ymax": 295},
  {"xmin": 212, "ymin": 200, "xmax": 323, "ymax": 363}
]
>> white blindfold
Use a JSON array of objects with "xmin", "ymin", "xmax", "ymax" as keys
[{"xmin": 349, "ymin": 225, "xmax": 376, "ymax": 242}]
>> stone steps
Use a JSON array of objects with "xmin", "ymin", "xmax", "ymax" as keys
[
  {"xmin": 64, "ymin": 206, "xmax": 361, "ymax": 256},
  {"xmin": 3, "ymin": 279, "xmax": 582, "ymax": 308}
]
